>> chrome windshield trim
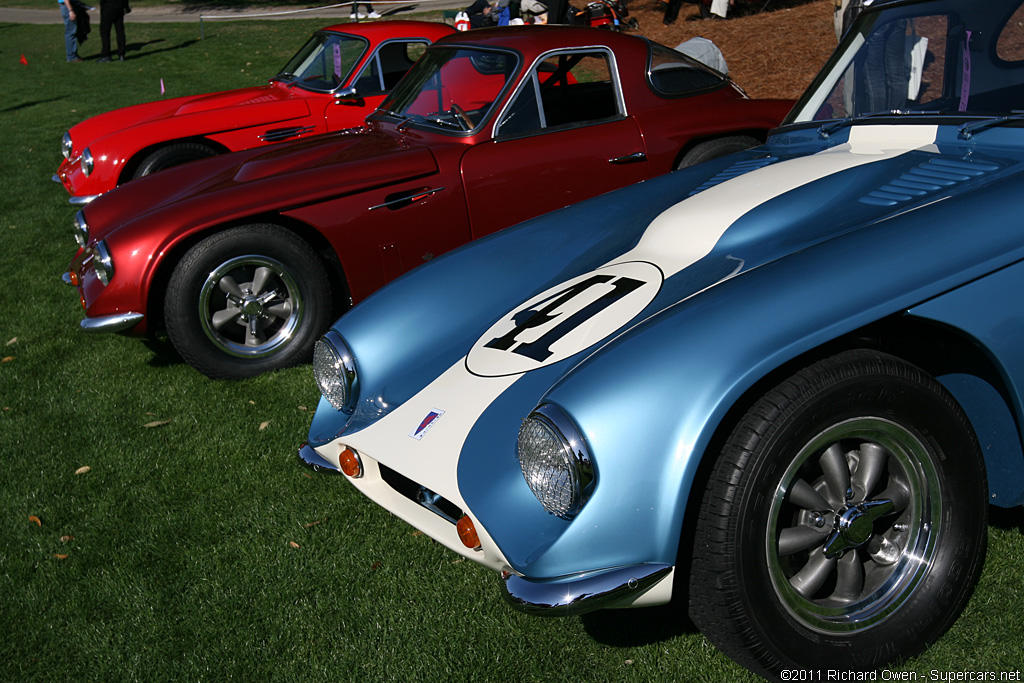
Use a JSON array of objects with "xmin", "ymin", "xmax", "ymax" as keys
[
  {"xmin": 503, "ymin": 563, "xmax": 672, "ymax": 616},
  {"xmin": 79, "ymin": 312, "xmax": 144, "ymax": 333}
]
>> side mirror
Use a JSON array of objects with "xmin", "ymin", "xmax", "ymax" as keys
[{"xmin": 334, "ymin": 87, "xmax": 366, "ymax": 106}]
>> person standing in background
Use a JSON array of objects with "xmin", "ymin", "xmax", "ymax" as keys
[
  {"xmin": 350, "ymin": 3, "xmax": 381, "ymax": 19},
  {"xmin": 97, "ymin": 0, "xmax": 129, "ymax": 62},
  {"xmin": 59, "ymin": 0, "xmax": 82, "ymax": 62}
]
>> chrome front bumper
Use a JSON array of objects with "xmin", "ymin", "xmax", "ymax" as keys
[
  {"xmin": 62, "ymin": 272, "xmax": 144, "ymax": 333},
  {"xmin": 503, "ymin": 563, "xmax": 673, "ymax": 617},
  {"xmin": 298, "ymin": 442, "xmax": 343, "ymax": 475},
  {"xmin": 51, "ymin": 174, "xmax": 101, "ymax": 205}
]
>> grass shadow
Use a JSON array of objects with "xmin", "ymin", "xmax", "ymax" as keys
[
  {"xmin": 0, "ymin": 96, "xmax": 67, "ymax": 114},
  {"xmin": 581, "ymin": 601, "xmax": 695, "ymax": 647}
]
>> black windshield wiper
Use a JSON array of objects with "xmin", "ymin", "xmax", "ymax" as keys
[{"xmin": 957, "ymin": 112, "xmax": 1024, "ymax": 140}]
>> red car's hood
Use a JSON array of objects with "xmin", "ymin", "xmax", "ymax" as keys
[
  {"xmin": 85, "ymin": 129, "xmax": 439, "ymax": 238},
  {"xmin": 69, "ymin": 83, "xmax": 310, "ymax": 142}
]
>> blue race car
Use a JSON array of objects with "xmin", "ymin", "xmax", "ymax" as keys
[{"xmin": 300, "ymin": 0, "xmax": 1024, "ymax": 676}]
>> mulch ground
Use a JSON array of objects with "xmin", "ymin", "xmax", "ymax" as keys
[{"xmin": 623, "ymin": 0, "xmax": 837, "ymax": 99}]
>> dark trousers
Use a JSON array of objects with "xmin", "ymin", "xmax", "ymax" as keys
[{"xmin": 99, "ymin": 2, "xmax": 125, "ymax": 58}]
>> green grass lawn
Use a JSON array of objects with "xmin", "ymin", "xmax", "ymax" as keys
[{"xmin": 1, "ymin": 15, "xmax": 1023, "ymax": 683}]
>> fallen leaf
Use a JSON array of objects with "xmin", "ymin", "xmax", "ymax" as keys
[
  {"xmin": 298, "ymin": 405, "xmax": 308, "ymax": 411},
  {"xmin": 5, "ymin": 337, "xmax": 15, "ymax": 346},
  {"xmin": 288, "ymin": 541, "xmax": 300, "ymax": 549},
  {"xmin": 249, "ymin": 400, "xmax": 255, "ymax": 405},
  {"xmin": 371, "ymin": 561, "xmax": 383, "ymax": 570},
  {"xmin": 53, "ymin": 554, "xmax": 68, "ymax": 560},
  {"xmin": 142, "ymin": 420, "xmax": 170, "ymax": 428},
  {"xmin": 259, "ymin": 421, "xmax": 270, "ymax": 431},
  {"xmin": 302, "ymin": 472, "xmax": 312, "ymax": 479},
  {"xmin": 28, "ymin": 515, "xmax": 41, "ymax": 526},
  {"xmin": 74, "ymin": 465, "xmax": 90, "ymax": 475},
  {"xmin": 1, "ymin": 356, "xmax": 13, "ymax": 363},
  {"xmin": 60, "ymin": 535, "xmax": 75, "ymax": 542},
  {"xmin": 303, "ymin": 517, "xmax": 327, "ymax": 529},
  {"xmin": 412, "ymin": 530, "xmax": 423, "ymax": 537}
]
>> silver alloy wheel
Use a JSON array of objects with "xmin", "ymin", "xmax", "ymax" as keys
[
  {"xmin": 766, "ymin": 417, "xmax": 940, "ymax": 633},
  {"xmin": 197, "ymin": 254, "xmax": 304, "ymax": 358}
]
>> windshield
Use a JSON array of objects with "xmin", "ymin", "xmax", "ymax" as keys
[
  {"xmin": 374, "ymin": 46, "xmax": 519, "ymax": 132},
  {"xmin": 790, "ymin": 0, "xmax": 1024, "ymax": 123},
  {"xmin": 273, "ymin": 31, "xmax": 368, "ymax": 93}
]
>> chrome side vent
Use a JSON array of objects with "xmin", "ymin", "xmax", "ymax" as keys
[
  {"xmin": 259, "ymin": 125, "xmax": 316, "ymax": 143},
  {"xmin": 859, "ymin": 157, "xmax": 1002, "ymax": 207},
  {"xmin": 689, "ymin": 156, "xmax": 779, "ymax": 196}
]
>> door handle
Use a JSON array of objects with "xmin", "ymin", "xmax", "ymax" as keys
[
  {"xmin": 369, "ymin": 187, "xmax": 445, "ymax": 211},
  {"xmin": 608, "ymin": 152, "xmax": 646, "ymax": 164}
]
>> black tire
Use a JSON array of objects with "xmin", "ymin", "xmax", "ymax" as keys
[
  {"xmin": 164, "ymin": 224, "xmax": 333, "ymax": 379},
  {"xmin": 688, "ymin": 350, "xmax": 987, "ymax": 678},
  {"xmin": 676, "ymin": 135, "xmax": 761, "ymax": 169},
  {"xmin": 132, "ymin": 142, "xmax": 219, "ymax": 179}
]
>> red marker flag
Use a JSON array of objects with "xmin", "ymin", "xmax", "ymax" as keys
[{"xmin": 19, "ymin": 54, "xmax": 28, "ymax": 65}]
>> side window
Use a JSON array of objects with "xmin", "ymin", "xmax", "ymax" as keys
[
  {"xmin": 647, "ymin": 43, "xmax": 725, "ymax": 95},
  {"xmin": 497, "ymin": 50, "xmax": 622, "ymax": 137},
  {"xmin": 353, "ymin": 40, "xmax": 430, "ymax": 95}
]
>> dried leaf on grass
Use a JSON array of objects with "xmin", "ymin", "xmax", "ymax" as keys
[
  {"xmin": 75, "ymin": 465, "xmax": 91, "ymax": 475},
  {"xmin": 28, "ymin": 515, "xmax": 41, "ymax": 526},
  {"xmin": 289, "ymin": 541, "xmax": 300, "ymax": 549},
  {"xmin": 53, "ymin": 554, "xmax": 69, "ymax": 560},
  {"xmin": 259, "ymin": 421, "xmax": 270, "ymax": 431},
  {"xmin": 1, "ymin": 356, "xmax": 13, "ymax": 363},
  {"xmin": 303, "ymin": 517, "xmax": 327, "ymax": 529},
  {"xmin": 5, "ymin": 337, "xmax": 16, "ymax": 346},
  {"xmin": 142, "ymin": 420, "xmax": 171, "ymax": 428},
  {"xmin": 60, "ymin": 535, "xmax": 75, "ymax": 542}
]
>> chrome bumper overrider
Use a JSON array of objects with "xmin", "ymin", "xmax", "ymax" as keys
[
  {"xmin": 298, "ymin": 442, "xmax": 342, "ymax": 475},
  {"xmin": 503, "ymin": 563, "xmax": 673, "ymax": 616},
  {"xmin": 80, "ymin": 312, "xmax": 144, "ymax": 333}
]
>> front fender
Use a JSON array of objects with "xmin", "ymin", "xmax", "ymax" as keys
[{"xmin": 465, "ymin": 172, "xmax": 1024, "ymax": 579}]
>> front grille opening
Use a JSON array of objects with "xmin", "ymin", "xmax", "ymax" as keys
[{"xmin": 379, "ymin": 463, "xmax": 464, "ymax": 525}]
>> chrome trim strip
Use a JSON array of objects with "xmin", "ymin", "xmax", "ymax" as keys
[
  {"xmin": 70, "ymin": 194, "xmax": 101, "ymax": 206},
  {"xmin": 79, "ymin": 312, "xmax": 144, "ymax": 333},
  {"xmin": 298, "ymin": 442, "xmax": 342, "ymax": 475},
  {"xmin": 368, "ymin": 187, "xmax": 444, "ymax": 211},
  {"xmin": 502, "ymin": 563, "xmax": 672, "ymax": 616}
]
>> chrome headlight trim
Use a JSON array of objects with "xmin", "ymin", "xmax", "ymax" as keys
[
  {"xmin": 62, "ymin": 131, "xmax": 73, "ymax": 160},
  {"xmin": 92, "ymin": 240, "xmax": 114, "ymax": 286},
  {"xmin": 313, "ymin": 330, "xmax": 359, "ymax": 413},
  {"xmin": 517, "ymin": 404, "xmax": 595, "ymax": 520},
  {"xmin": 82, "ymin": 147, "xmax": 94, "ymax": 176},
  {"xmin": 73, "ymin": 210, "xmax": 89, "ymax": 248}
]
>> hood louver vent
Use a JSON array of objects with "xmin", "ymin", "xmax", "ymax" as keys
[
  {"xmin": 689, "ymin": 156, "xmax": 780, "ymax": 196},
  {"xmin": 859, "ymin": 157, "xmax": 1002, "ymax": 207}
]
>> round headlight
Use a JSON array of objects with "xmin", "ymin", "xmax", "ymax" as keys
[
  {"xmin": 82, "ymin": 147, "xmax": 94, "ymax": 176},
  {"xmin": 73, "ymin": 210, "xmax": 90, "ymax": 248},
  {"xmin": 62, "ymin": 131, "xmax": 73, "ymax": 160},
  {"xmin": 91, "ymin": 240, "xmax": 114, "ymax": 286},
  {"xmin": 314, "ymin": 331, "xmax": 358, "ymax": 412},
  {"xmin": 516, "ymin": 404, "xmax": 594, "ymax": 520}
]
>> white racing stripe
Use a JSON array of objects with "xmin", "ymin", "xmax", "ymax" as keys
[{"xmin": 326, "ymin": 125, "xmax": 940, "ymax": 515}]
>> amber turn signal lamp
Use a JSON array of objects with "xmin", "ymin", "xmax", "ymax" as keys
[
  {"xmin": 457, "ymin": 515, "xmax": 481, "ymax": 550},
  {"xmin": 339, "ymin": 447, "xmax": 362, "ymax": 478},
  {"xmin": 68, "ymin": 270, "xmax": 80, "ymax": 286}
]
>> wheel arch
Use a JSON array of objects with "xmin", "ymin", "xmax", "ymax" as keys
[
  {"xmin": 670, "ymin": 129, "xmax": 770, "ymax": 170},
  {"xmin": 143, "ymin": 213, "xmax": 351, "ymax": 336},
  {"xmin": 118, "ymin": 137, "xmax": 232, "ymax": 185}
]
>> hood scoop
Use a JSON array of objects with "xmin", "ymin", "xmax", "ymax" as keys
[
  {"xmin": 689, "ymin": 155, "xmax": 780, "ymax": 196},
  {"xmin": 859, "ymin": 156, "xmax": 1002, "ymax": 207}
]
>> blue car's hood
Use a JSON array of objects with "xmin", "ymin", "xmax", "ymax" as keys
[{"xmin": 309, "ymin": 122, "xmax": 1016, "ymax": 445}]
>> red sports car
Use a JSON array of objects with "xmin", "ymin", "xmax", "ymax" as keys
[
  {"xmin": 64, "ymin": 26, "xmax": 793, "ymax": 379},
  {"xmin": 54, "ymin": 21, "xmax": 455, "ymax": 205}
]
